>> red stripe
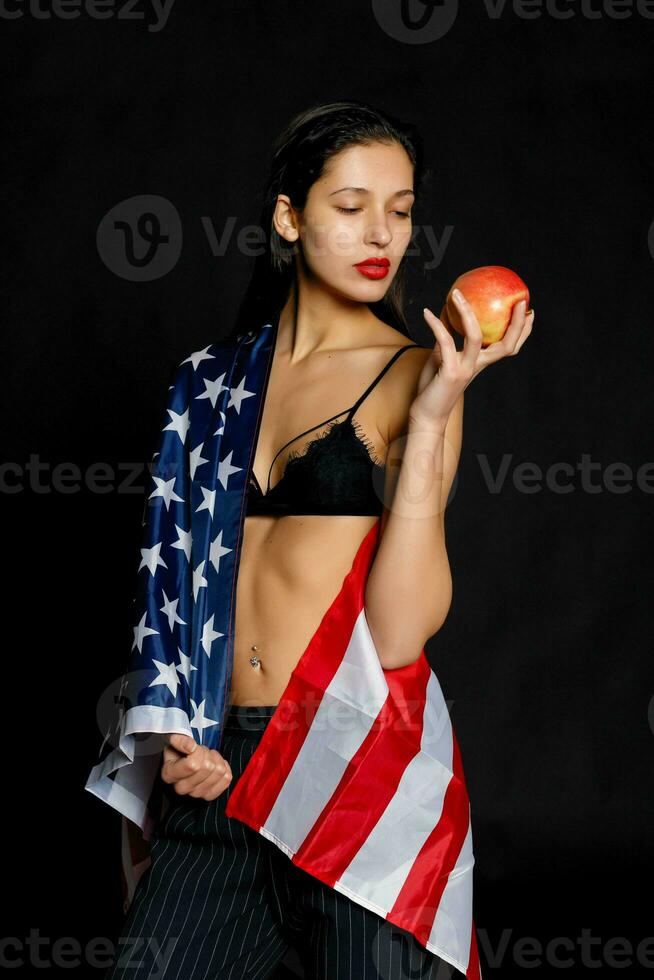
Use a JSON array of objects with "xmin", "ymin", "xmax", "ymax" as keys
[
  {"xmin": 295, "ymin": 636, "xmax": 431, "ymax": 884},
  {"xmin": 388, "ymin": 729, "xmax": 472, "ymax": 947},
  {"xmin": 224, "ymin": 520, "xmax": 380, "ymax": 831}
]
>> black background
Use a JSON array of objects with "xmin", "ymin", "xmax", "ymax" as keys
[{"xmin": 3, "ymin": 1, "xmax": 653, "ymax": 977}]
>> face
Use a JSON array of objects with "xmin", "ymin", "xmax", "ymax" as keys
[{"xmin": 274, "ymin": 140, "xmax": 415, "ymax": 303}]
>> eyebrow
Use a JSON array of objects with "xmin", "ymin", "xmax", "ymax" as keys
[{"xmin": 328, "ymin": 186, "xmax": 415, "ymax": 199}]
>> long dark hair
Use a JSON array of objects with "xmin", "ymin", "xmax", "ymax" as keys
[{"xmin": 227, "ymin": 100, "xmax": 428, "ymax": 344}]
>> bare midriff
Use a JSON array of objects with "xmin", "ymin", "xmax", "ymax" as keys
[
  {"xmin": 229, "ymin": 514, "xmax": 378, "ymax": 707},
  {"xmin": 226, "ymin": 323, "xmax": 423, "ymax": 709}
]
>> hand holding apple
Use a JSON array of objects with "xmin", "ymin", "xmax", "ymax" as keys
[
  {"xmin": 412, "ymin": 267, "xmax": 534, "ymax": 427},
  {"xmin": 444, "ymin": 265, "xmax": 531, "ymax": 348}
]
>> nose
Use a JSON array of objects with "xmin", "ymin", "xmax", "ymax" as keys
[{"xmin": 363, "ymin": 221, "xmax": 392, "ymax": 248}]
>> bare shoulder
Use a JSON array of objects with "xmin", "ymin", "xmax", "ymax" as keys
[
  {"xmin": 364, "ymin": 322, "xmax": 465, "ymax": 508},
  {"xmin": 367, "ymin": 321, "xmax": 433, "ymax": 382},
  {"xmin": 368, "ymin": 328, "xmax": 434, "ymax": 443}
]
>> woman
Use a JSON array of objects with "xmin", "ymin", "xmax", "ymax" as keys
[{"xmin": 103, "ymin": 101, "xmax": 533, "ymax": 979}]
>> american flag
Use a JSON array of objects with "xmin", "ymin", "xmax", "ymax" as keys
[
  {"xmin": 225, "ymin": 518, "xmax": 482, "ymax": 980},
  {"xmin": 85, "ymin": 320, "xmax": 482, "ymax": 978},
  {"xmin": 85, "ymin": 326, "xmax": 273, "ymax": 864}
]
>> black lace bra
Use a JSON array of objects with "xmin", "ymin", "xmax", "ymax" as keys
[{"xmin": 246, "ymin": 343, "xmax": 421, "ymax": 517}]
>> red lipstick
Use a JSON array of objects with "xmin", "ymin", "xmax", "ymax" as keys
[{"xmin": 353, "ymin": 257, "xmax": 390, "ymax": 280}]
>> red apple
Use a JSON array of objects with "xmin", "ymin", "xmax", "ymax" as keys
[{"xmin": 444, "ymin": 266, "xmax": 530, "ymax": 348}]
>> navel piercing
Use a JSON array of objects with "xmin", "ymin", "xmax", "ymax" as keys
[{"xmin": 249, "ymin": 644, "xmax": 261, "ymax": 668}]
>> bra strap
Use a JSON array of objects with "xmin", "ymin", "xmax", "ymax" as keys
[
  {"xmin": 346, "ymin": 344, "xmax": 421, "ymax": 419},
  {"xmin": 264, "ymin": 343, "xmax": 421, "ymax": 492}
]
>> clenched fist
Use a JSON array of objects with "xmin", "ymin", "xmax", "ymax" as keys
[{"xmin": 160, "ymin": 733, "xmax": 233, "ymax": 801}]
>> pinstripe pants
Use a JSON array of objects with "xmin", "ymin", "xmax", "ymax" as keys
[{"xmin": 105, "ymin": 704, "xmax": 453, "ymax": 980}]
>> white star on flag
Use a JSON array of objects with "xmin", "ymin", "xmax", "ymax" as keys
[
  {"xmin": 162, "ymin": 406, "xmax": 190, "ymax": 443},
  {"xmin": 132, "ymin": 611, "xmax": 159, "ymax": 653},
  {"xmin": 189, "ymin": 442, "xmax": 210, "ymax": 480},
  {"xmin": 149, "ymin": 475, "xmax": 184, "ymax": 511},
  {"xmin": 190, "ymin": 698, "xmax": 220, "ymax": 744},
  {"xmin": 196, "ymin": 373, "xmax": 228, "ymax": 409},
  {"xmin": 228, "ymin": 376, "xmax": 256, "ymax": 413},
  {"xmin": 217, "ymin": 449, "xmax": 242, "ymax": 490},
  {"xmin": 175, "ymin": 647, "xmax": 197, "ymax": 685},
  {"xmin": 149, "ymin": 658, "xmax": 180, "ymax": 697},
  {"xmin": 195, "ymin": 485, "xmax": 216, "ymax": 518},
  {"xmin": 180, "ymin": 346, "xmax": 216, "ymax": 371},
  {"xmin": 201, "ymin": 614, "xmax": 223, "ymax": 657},
  {"xmin": 159, "ymin": 590, "xmax": 186, "ymax": 631},
  {"xmin": 138, "ymin": 542, "xmax": 168, "ymax": 577},
  {"xmin": 171, "ymin": 524, "xmax": 192, "ymax": 562},
  {"xmin": 192, "ymin": 560, "xmax": 208, "ymax": 600},
  {"xmin": 209, "ymin": 529, "xmax": 232, "ymax": 574}
]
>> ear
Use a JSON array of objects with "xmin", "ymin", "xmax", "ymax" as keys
[{"xmin": 272, "ymin": 193, "xmax": 300, "ymax": 244}]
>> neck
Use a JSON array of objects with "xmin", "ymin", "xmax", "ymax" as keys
[{"xmin": 277, "ymin": 285, "xmax": 379, "ymax": 364}]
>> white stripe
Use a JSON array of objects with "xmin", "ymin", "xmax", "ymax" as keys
[
  {"xmin": 262, "ymin": 609, "xmax": 389, "ymax": 852},
  {"xmin": 85, "ymin": 704, "xmax": 193, "ymax": 829},
  {"xmin": 426, "ymin": 814, "xmax": 475, "ymax": 972},
  {"xmin": 337, "ymin": 671, "xmax": 455, "ymax": 910}
]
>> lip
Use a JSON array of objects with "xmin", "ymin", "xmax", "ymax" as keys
[
  {"xmin": 354, "ymin": 258, "xmax": 390, "ymax": 268},
  {"xmin": 354, "ymin": 257, "xmax": 390, "ymax": 280}
]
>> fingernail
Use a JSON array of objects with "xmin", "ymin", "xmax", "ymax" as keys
[{"xmin": 453, "ymin": 288, "xmax": 462, "ymax": 301}]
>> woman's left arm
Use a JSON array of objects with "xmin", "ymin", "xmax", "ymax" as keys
[{"xmin": 364, "ymin": 291, "xmax": 534, "ymax": 670}]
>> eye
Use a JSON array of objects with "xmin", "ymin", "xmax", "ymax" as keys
[{"xmin": 336, "ymin": 206, "xmax": 412, "ymax": 218}]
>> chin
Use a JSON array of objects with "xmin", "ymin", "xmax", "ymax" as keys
[
  {"xmin": 349, "ymin": 270, "xmax": 395, "ymax": 296},
  {"xmin": 347, "ymin": 284, "xmax": 389, "ymax": 306}
]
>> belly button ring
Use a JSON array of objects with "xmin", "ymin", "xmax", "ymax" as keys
[{"xmin": 249, "ymin": 644, "xmax": 261, "ymax": 668}]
